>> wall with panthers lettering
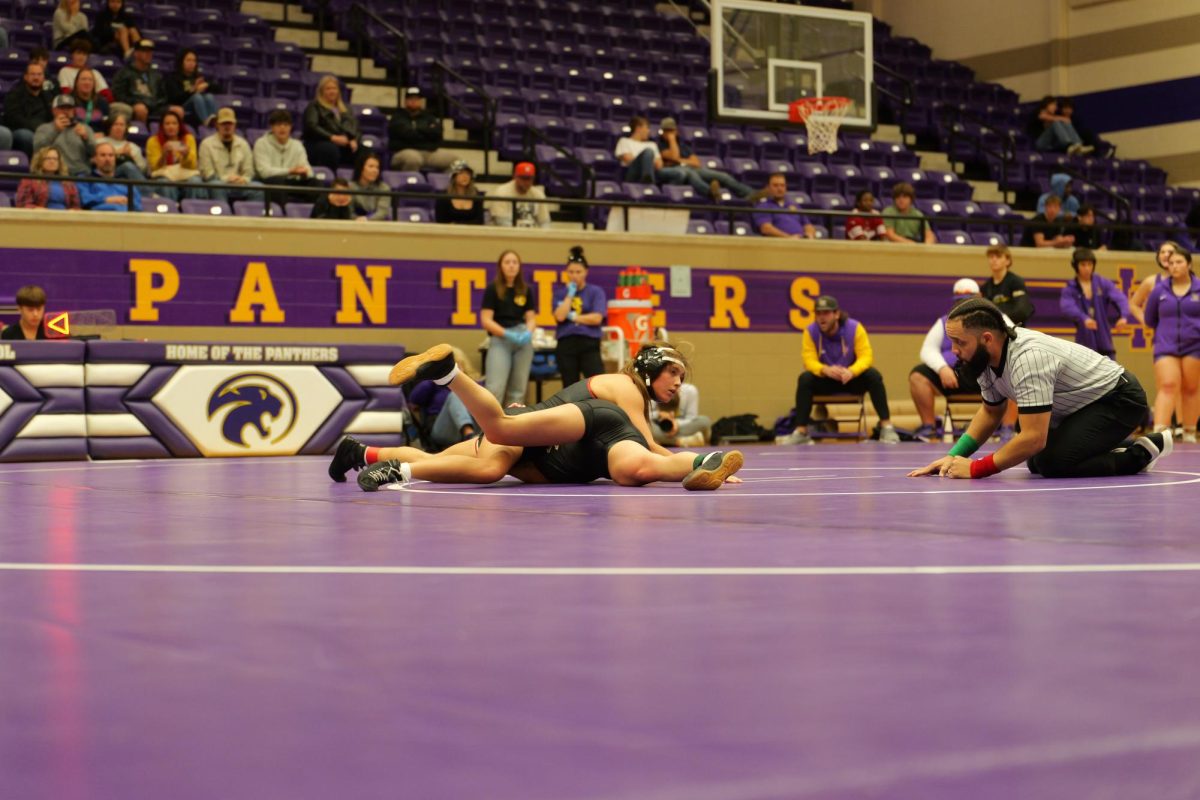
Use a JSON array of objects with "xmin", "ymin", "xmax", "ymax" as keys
[{"xmin": 0, "ymin": 210, "xmax": 1160, "ymax": 427}]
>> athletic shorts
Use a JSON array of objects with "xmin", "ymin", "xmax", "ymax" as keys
[
  {"xmin": 910, "ymin": 363, "xmax": 981, "ymax": 396},
  {"xmin": 517, "ymin": 398, "xmax": 648, "ymax": 483}
]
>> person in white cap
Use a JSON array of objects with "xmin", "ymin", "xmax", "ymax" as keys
[
  {"xmin": 907, "ymin": 278, "xmax": 1013, "ymax": 441},
  {"xmin": 387, "ymin": 87, "xmax": 456, "ymax": 172},
  {"xmin": 199, "ymin": 106, "xmax": 261, "ymax": 203}
]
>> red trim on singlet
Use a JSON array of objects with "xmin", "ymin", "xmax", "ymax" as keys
[{"xmin": 584, "ymin": 376, "xmax": 599, "ymax": 398}]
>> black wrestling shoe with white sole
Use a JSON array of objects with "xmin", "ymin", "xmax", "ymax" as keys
[
  {"xmin": 357, "ymin": 459, "xmax": 410, "ymax": 492},
  {"xmin": 682, "ymin": 450, "xmax": 744, "ymax": 491},
  {"xmin": 1133, "ymin": 430, "xmax": 1173, "ymax": 472},
  {"xmin": 388, "ymin": 343, "xmax": 455, "ymax": 387},
  {"xmin": 328, "ymin": 435, "xmax": 367, "ymax": 483}
]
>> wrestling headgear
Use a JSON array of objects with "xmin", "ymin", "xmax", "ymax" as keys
[
  {"xmin": 1071, "ymin": 247, "xmax": 1096, "ymax": 272},
  {"xmin": 633, "ymin": 346, "xmax": 685, "ymax": 388}
]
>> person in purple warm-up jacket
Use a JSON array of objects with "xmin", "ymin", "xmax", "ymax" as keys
[
  {"xmin": 1144, "ymin": 247, "xmax": 1200, "ymax": 443},
  {"xmin": 1059, "ymin": 248, "xmax": 1129, "ymax": 360}
]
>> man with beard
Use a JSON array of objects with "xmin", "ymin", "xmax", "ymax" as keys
[{"xmin": 909, "ymin": 297, "xmax": 1169, "ymax": 480}]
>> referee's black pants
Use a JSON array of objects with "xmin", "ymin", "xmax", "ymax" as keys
[
  {"xmin": 556, "ymin": 335, "xmax": 604, "ymax": 388},
  {"xmin": 1027, "ymin": 371, "xmax": 1150, "ymax": 478},
  {"xmin": 794, "ymin": 367, "xmax": 891, "ymax": 425}
]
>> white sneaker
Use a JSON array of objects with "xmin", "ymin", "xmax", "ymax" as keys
[
  {"xmin": 879, "ymin": 425, "xmax": 901, "ymax": 444},
  {"xmin": 1133, "ymin": 429, "xmax": 1173, "ymax": 472},
  {"xmin": 776, "ymin": 431, "xmax": 814, "ymax": 446},
  {"xmin": 1183, "ymin": 430, "xmax": 1197, "ymax": 444},
  {"xmin": 676, "ymin": 431, "xmax": 707, "ymax": 448}
]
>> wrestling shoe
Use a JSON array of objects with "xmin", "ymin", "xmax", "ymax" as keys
[
  {"xmin": 776, "ymin": 431, "xmax": 814, "ymax": 446},
  {"xmin": 682, "ymin": 450, "xmax": 744, "ymax": 491},
  {"xmin": 1133, "ymin": 429, "xmax": 1173, "ymax": 472},
  {"xmin": 357, "ymin": 459, "xmax": 411, "ymax": 492},
  {"xmin": 388, "ymin": 343, "xmax": 455, "ymax": 386},
  {"xmin": 912, "ymin": 424, "xmax": 936, "ymax": 443},
  {"xmin": 328, "ymin": 435, "xmax": 367, "ymax": 483},
  {"xmin": 879, "ymin": 425, "xmax": 901, "ymax": 444}
]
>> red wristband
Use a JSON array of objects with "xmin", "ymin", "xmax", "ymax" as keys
[{"xmin": 970, "ymin": 454, "xmax": 1000, "ymax": 479}]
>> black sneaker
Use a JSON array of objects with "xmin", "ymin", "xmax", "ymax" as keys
[
  {"xmin": 1133, "ymin": 430, "xmax": 1173, "ymax": 472},
  {"xmin": 682, "ymin": 450, "xmax": 744, "ymax": 491},
  {"xmin": 389, "ymin": 344, "xmax": 455, "ymax": 387},
  {"xmin": 328, "ymin": 435, "xmax": 366, "ymax": 483},
  {"xmin": 357, "ymin": 459, "xmax": 409, "ymax": 492}
]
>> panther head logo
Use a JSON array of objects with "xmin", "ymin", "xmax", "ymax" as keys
[{"xmin": 207, "ymin": 373, "xmax": 298, "ymax": 447}]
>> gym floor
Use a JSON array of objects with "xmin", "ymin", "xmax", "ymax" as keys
[{"xmin": 2, "ymin": 443, "xmax": 1198, "ymax": 799}]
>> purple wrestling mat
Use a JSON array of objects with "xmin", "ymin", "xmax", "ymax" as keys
[{"xmin": 2, "ymin": 442, "xmax": 1199, "ymax": 799}]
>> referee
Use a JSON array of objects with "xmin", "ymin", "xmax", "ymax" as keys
[{"xmin": 909, "ymin": 297, "xmax": 1171, "ymax": 479}]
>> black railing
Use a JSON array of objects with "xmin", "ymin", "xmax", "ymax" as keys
[
  {"xmin": 432, "ymin": 61, "xmax": 496, "ymax": 176},
  {"xmin": 521, "ymin": 125, "xmax": 596, "ymax": 201},
  {"xmin": 348, "ymin": 2, "xmax": 409, "ymax": 103}
]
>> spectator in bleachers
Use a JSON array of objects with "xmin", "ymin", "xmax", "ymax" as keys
[
  {"xmin": 1057, "ymin": 98, "xmax": 1110, "ymax": 158},
  {"xmin": 1067, "ymin": 204, "xmax": 1105, "ymax": 251},
  {"xmin": 1036, "ymin": 173, "xmax": 1079, "ymax": 217},
  {"xmin": 845, "ymin": 190, "xmax": 887, "ymax": 241},
  {"xmin": 199, "ymin": 107, "xmax": 260, "ymax": 204},
  {"xmin": 52, "ymin": 0, "xmax": 92, "ymax": 51},
  {"xmin": 778, "ymin": 294, "xmax": 901, "ymax": 445},
  {"xmin": 33, "ymin": 95, "xmax": 93, "ymax": 175},
  {"xmin": 58, "ymin": 41, "xmax": 110, "ymax": 96},
  {"xmin": 253, "ymin": 109, "xmax": 317, "ymax": 204},
  {"xmin": 486, "ymin": 161, "xmax": 550, "ymax": 229},
  {"xmin": 435, "ymin": 159, "xmax": 484, "ymax": 225},
  {"xmin": 112, "ymin": 39, "xmax": 167, "ymax": 123},
  {"xmin": 3, "ymin": 61, "xmax": 55, "ymax": 156},
  {"xmin": 0, "ymin": 285, "xmax": 48, "ymax": 340},
  {"xmin": 92, "ymin": 0, "xmax": 141, "ymax": 60},
  {"xmin": 387, "ymin": 86, "xmax": 455, "ymax": 173},
  {"xmin": 69, "ymin": 68, "xmax": 110, "ymax": 128},
  {"xmin": 651, "ymin": 382, "xmax": 711, "ymax": 448},
  {"xmin": 657, "ymin": 116, "xmax": 752, "ymax": 200},
  {"xmin": 26, "ymin": 48, "xmax": 59, "ymax": 96},
  {"xmin": 1020, "ymin": 194, "xmax": 1075, "ymax": 249},
  {"xmin": 350, "ymin": 151, "xmax": 390, "ymax": 221},
  {"xmin": 94, "ymin": 112, "xmax": 147, "ymax": 181},
  {"xmin": 753, "ymin": 172, "xmax": 816, "ymax": 239},
  {"xmin": 310, "ymin": 177, "xmax": 354, "ymax": 220},
  {"xmin": 1059, "ymin": 248, "xmax": 1129, "ymax": 360},
  {"xmin": 614, "ymin": 116, "xmax": 663, "ymax": 184},
  {"xmin": 407, "ymin": 348, "xmax": 480, "ymax": 451},
  {"xmin": 881, "ymin": 181, "xmax": 935, "ymax": 245},
  {"xmin": 146, "ymin": 109, "xmax": 202, "ymax": 200},
  {"xmin": 908, "ymin": 278, "xmax": 987, "ymax": 442},
  {"xmin": 165, "ymin": 49, "xmax": 220, "ymax": 130},
  {"xmin": 15, "ymin": 146, "xmax": 81, "ymax": 210},
  {"xmin": 79, "ymin": 140, "xmax": 141, "ymax": 211},
  {"xmin": 1031, "ymin": 96, "xmax": 1093, "ymax": 156},
  {"xmin": 303, "ymin": 75, "xmax": 360, "ymax": 172}
]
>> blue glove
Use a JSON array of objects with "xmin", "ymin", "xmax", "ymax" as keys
[
  {"xmin": 516, "ymin": 329, "xmax": 532, "ymax": 346},
  {"xmin": 565, "ymin": 282, "xmax": 578, "ymax": 298}
]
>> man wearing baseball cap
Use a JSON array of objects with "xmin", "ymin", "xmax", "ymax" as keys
[
  {"xmin": 907, "ymin": 278, "xmax": 1015, "ymax": 442},
  {"xmin": 486, "ymin": 161, "xmax": 550, "ymax": 229},
  {"xmin": 657, "ymin": 116, "xmax": 753, "ymax": 200},
  {"xmin": 33, "ymin": 93, "xmax": 94, "ymax": 175},
  {"xmin": 198, "ymin": 106, "xmax": 260, "ymax": 203},
  {"xmin": 779, "ymin": 295, "xmax": 901, "ymax": 445},
  {"xmin": 111, "ymin": 38, "xmax": 166, "ymax": 122},
  {"xmin": 387, "ymin": 86, "xmax": 456, "ymax": 172}
]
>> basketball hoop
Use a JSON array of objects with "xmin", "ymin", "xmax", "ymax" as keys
[{"xmin": 789, "ymin": 96, "xmax": 852, "ymax": 155}]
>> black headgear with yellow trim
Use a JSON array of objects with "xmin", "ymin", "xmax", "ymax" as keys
[{"xmin": 633, "ymin": 346, "xmax": 685, "ymax": 387}]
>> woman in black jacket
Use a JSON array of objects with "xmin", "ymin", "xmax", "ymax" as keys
[
  {"xmin": 91, "ymin": 0, "xmax": 141, "ymax": 58},
  {"xmin": 302, "ymin": 75, "xmax": 360, "ymax": 172},
  {"xmin": 163, "ymin": 48, "xmax": 220, "ymax": 129}
]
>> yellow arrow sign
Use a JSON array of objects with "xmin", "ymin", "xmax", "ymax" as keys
[{"xmin": 47, "ymin": 312, "xmax": 70, "ymax": 336}]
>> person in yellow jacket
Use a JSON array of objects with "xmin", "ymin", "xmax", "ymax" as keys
[{"xmin": 779, "ymin": 294, "xmax": 901, "ymax": 445}]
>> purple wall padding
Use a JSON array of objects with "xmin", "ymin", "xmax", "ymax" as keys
[
  {"xmin": 299, "ymin": 401, "xmax": 367, "ymax": 455},
  {"xmin": 39, "ymin": 387, "xmax": 86, "ymax": 414},
  {"xmin": 0, "ymin": 367, "xmax": 43, "ymax": 402},
  {"xmin": 124, "ymin": 400, "xmax": 201, "ymax": 458},
  {"xmin": 89, "ymin": 437, "xmax": 173, "ymax": 460},
  {"xmin": 0, "ymin": 437, "xmax": 88, "ymax": 462},
  {"xmin": 125, "ymin": 365, "xmax": 179, "ymax": 401},
  {"xmin": 0, "ymin": 401, "xmax": 42, "ymax": 445},
  {"xmin": 86, "ymin": 387, "xmax": 131, "ymax": 414},
  {"xmin": 1, "ymin": 341, "xmax": 86, "ymax": 362},
  {"xmin": 364, "ymin": 386, "xmax": 405, "ymax": 411},
  {"xmin": 317, "ymin": 366, "xmax": 367, "ymax": 399}
]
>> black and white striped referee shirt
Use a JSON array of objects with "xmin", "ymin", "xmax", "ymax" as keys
[{"xmin": 977, "ymin": 328, "xmax": 1123, "ymax": 426}]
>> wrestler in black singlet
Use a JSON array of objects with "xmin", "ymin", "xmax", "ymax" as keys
[{"xmin": 511, "ymin": 398, "xmax": 648, "ymax": 482}]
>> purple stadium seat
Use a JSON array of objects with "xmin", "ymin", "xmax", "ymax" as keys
[
  {"xmin": 662, "ymin": 184, "xmax": 701, "ymax": 205},
  {"xmin": 0, "ymin": 192, "xmax": 10, "ymax": 208},
  {"xmin": 687, "ymin": 218, "xmax": 713, "ymax": 235},
  {"xmin": 813, "ymin": 192, "xmax": 849, "ymax": 211},
  {"xmin": 622, "ymin": 182, "xmax": 666, "ymax": 203},
  {"xmin": 938, "ymin": 229, "xmax": 971, "ymax": 245},
  {"xmin": 180, "ymin": 199, "xmax": 232, "ymax": 216},
  {"xmin": 385, "ymin": 171, "xmax": 432, "ymax": 194},
  {"xmin": 971, "ymin": 232, "xmax": 1007, "ymax": 247},
  {"xmin": 0, "ymin": 150, "xmax": 29, "ymax": 191},
  {"xmin": 425, "ymin": 172, "xmax": 450, "ymax": 192},
  {"xmin": 233, "ymin": 201, "xmax": 285, "ymax": 217},
  {"xmin": 141, "ymin": 196, "xmax": 179, "ymax": 214},
  {"xmin": 283, "ymin": 202, "xmax": 313, "ymax": 219},
  {"xmin": 793, "ymin": 161, "xmax": 839, "ymax": 195},
  {"xmin": 714, "ymin": 220, "xmax": 754, "ymax": 236},
  {"xmin": 396, "ymin": 207, "xmax": 432, "ymax": 223}
]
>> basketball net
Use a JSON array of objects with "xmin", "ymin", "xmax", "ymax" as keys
[{"xmin": 788, "ymin": 97, "xmax": 851, "ymax": 155}]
